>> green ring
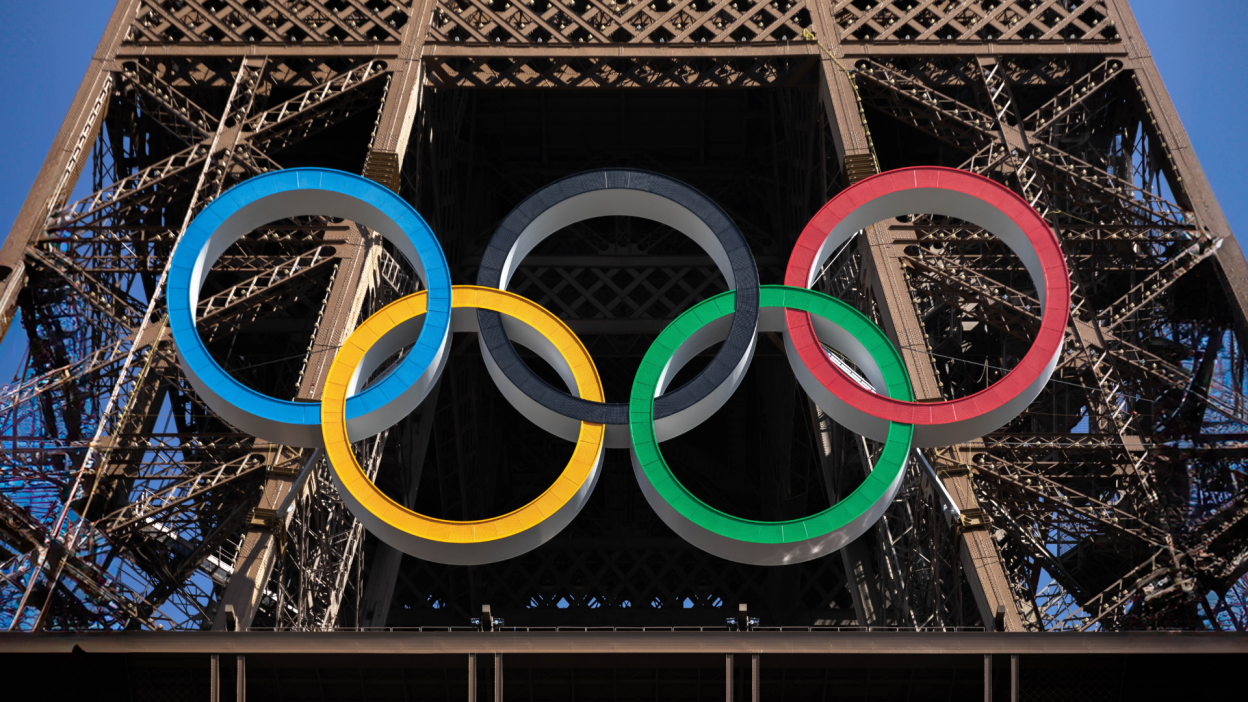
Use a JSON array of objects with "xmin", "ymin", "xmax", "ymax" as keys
[{"xmin": 628, "ymin": 285, "xmax": 915, "ymax": 565}]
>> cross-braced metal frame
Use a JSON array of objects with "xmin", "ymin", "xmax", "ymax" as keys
[{"xmin": 1, "ymin": 0, "xmax": 1245, "ymax": 642}]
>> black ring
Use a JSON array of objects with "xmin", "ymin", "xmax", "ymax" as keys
[{"xmin": 475, "ymin": 169, "xmax": 760, "ymax": 426}]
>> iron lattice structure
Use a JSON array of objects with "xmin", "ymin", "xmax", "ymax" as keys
[{"xmin": 0, "ymin": 0, "xmax": 1246, "ymax": 640}]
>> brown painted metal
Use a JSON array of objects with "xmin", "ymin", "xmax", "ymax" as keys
[
  {"xmin": 1, "ymin": 630, "xmax": 1245, "ymax": 655},
  {"xmin": 983, "ymin": 654, "xmax": 992, "ymax": 702},
  {"xmin": 494, "ymin": 652, "xmax": 503, "ymax": 702},
  {"xmin": 0, "ymin": 0, "xmax": 139, "ymax": 341},
  {"xmin": 808, "ymin": 2, "xmax": 1023, "ymax": 632},
  {"xmin": 210, "ymin": 653, "xmax": 220, "ymax": 702}
]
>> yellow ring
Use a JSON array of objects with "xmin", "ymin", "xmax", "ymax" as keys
[{"xmin": 320, "ymin": 285, "xmax": 605, "ymax": 565}]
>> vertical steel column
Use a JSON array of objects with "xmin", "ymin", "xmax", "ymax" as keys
[
  {"xmin": 236, "ymin": 655, "xmax": 246, "ymax": 702},
  {"xmin": 469, "ymin": 653, "xmax": 477, "ymax": 702},
  {"xmin": 798, "ymin": 6, "xmax": 896, "ymax": 624},
  {"xmin": 494, "ymin": 653, "xmax": 503, "ymax": 702},
  {"xmin": 725, "ymin": 653, "xmax": 733, "ymax": 702},
  {"xmin": 360, "ymin": 0, "xmax": 437, "ymax": 190},
  {"xmin": 807, "ymin": 1, "xmax": 1022, "ymax": 632},
  {"xmin": 984, "ymin": 654, "xmax": 992, "ymax": 702},
  {"xmin": 330, "ymin": 3, "xmax": 439, "ymax": 628},
  {"xmin": 210, "ymin": 654, "xmax": 220, "ymax": 702},
  {"xmin": 1010, "ymin": 655, "xmax": 1018, "ymax": 702},
  {"xmin": 750, "ymin": 654, "xmax": 759, "ymax": 702}
]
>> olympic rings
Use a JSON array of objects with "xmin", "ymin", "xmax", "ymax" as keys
[
  {"xmin": 171, "ymin": 165, "xmax": 1065, "ymax": 566},
  {"xmin": 168, "ymin": 168, "xmax": 452, "ymax": 448},
  {"xmin": 630, "ymin": 286, "xmax": 914, "ymax": 566},
  {"xmin": 784, "ymin": 166, "xmax": 1070, "ymax": 447},
  {"xmin": 476, "ymin": 169, "xmax": 760, "ymax": 449},
  {"xmin": 321, "ymin": 286, "xmax": 605, "ymax": 566}
]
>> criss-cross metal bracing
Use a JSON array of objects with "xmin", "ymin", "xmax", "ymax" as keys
[{"xmin": 0, "ymin": 0, "xmax": 1244, "ymax": 639}]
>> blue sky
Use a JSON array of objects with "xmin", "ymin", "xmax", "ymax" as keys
[
  {"xmin": 0, "ymin": 1, "xmax": 1245, "ymax": 370},
  {"xmin": 1131, "ymin": 0, "xmax": 1248, "ymax": 234}
]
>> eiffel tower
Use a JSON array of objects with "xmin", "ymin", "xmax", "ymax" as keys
[{"xmin": 1, "ymin": 1, "xmax": 1245, "ymax": 699}]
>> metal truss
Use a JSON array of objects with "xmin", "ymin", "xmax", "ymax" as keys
[
  {"xmin": 839, "ymin": 12, "xmax": 1248, "ymax": 629},
  {"xmin": 424, "ymin": 54, "xmax": 820, "ymax": 88},
  {"xmin": 832, "ymin": 0, "xmax": 1117, "ymax": 44},
  {"xmin": 428, "ymin": 0, "xmax": 813, "ymax": 46},
  {"xmin": 126, "ymin": 0, "xmax": 414, "ymax": 46},
  {"xmin": 0, "ymin": 0, "xmax": 1245, "ymax": 644}
]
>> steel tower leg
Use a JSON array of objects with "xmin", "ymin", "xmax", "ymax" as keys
[{"xmin": 808, "ymin": 5, "xmax": 1023, "ymax": 631}]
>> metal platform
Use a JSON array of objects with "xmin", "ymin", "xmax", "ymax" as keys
[
  {"xmin": 3, "ymin": 630, "xmax": 1246, "ymax": 701},
  {"xmin": 1, "ymin": 1, "xmax": 1246, "ymax": 688}
]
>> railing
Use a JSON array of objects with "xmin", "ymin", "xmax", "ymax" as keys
[{"xmin": 244, "ymin": 624, "xmax": 988, "ymax": 633}]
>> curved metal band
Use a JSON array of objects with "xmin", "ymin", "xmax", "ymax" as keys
[
  {"xmin": 322, "ymin": 286, "xmax": 606, "ymax": 566},
  {"xmin": 629, "ymin": 285, "xmax": 914, "ymax": 566},
  {"xmin": 167, "ymin": 168, "xmax": 453, "ymax": 448},
  {"xmin": 783, "ymin": 167, "xmax": 1070, "ymax": 447},
  {"xmin": 476, "ymin": 169, "xmax": 760, "ymax": 449}
]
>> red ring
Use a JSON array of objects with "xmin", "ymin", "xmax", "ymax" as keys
[{"xmin": 784, "ymin": 166, "xmax": 1070, "ymax": 444}]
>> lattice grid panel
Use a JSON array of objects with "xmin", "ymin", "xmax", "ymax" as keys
[
  {"xmin": 425, "ymin": 55, "xmax": 819, "ymax": 87},
  {"xmin": 429, "ymin": 0, "xmax": 812, "ymax": 45},
  {"xmin": 832, "ymin": 0, "xmax": 1117, "ymax": 43},
  {"xmin": 125, "ymin": 0, "xmax": 414, "ymax": 44}
]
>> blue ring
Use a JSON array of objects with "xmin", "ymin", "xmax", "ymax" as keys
[{"xmin": 167, "ymin": 168, "xmax": 452, "ymax": 448}]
